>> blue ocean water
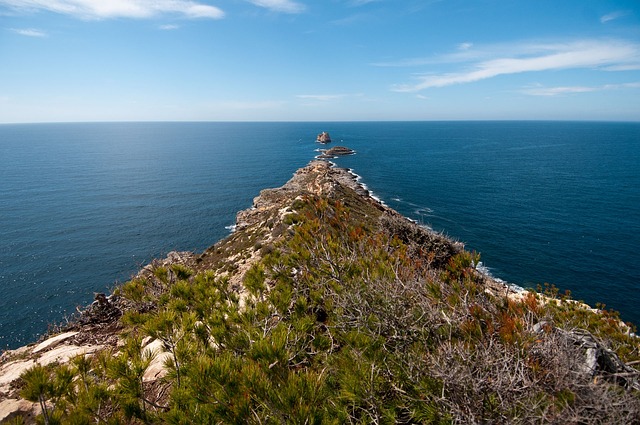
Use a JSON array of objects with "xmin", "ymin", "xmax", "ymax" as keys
[{"xmin": 1, "ymin": 121, "xmax": 638, "ymax": 349}]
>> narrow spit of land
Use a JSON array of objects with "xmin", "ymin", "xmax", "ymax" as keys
[{"xmin": 1, "ymin": 160, "xmax": 638, "ymax": 424}]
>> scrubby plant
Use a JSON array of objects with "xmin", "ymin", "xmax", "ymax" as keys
[
  {"xmin": 22, "ymin": 194, "xmax": 640, "ymax": 424},
  {"xmin": 20, "ymin": 363, "xmax": 72, "ymax": 425}
]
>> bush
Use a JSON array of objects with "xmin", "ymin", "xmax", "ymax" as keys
[{"xmin": 25, "ymin": 195, "xmax": 640, "ymax": 423}]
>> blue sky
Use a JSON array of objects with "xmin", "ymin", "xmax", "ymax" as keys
[{"xmin": 1, "ymin": 0, "xmax": 639, "ymax": 122}]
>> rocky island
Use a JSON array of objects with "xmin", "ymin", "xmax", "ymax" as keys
[
  {"xmin": 1, "ymin": 161, "xmax": 639, "ymax": 423},
  {"xmin": 316, "ymin": 146, "xmax": 356, "ymax": 159},
  {"xmin": 316, "ymin": 131, "xmax": 332, "ymax": 143}
]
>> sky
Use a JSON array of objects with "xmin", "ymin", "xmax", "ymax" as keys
[{"xmin": 1, "ymin": 0, "xmax": 639, "ymax": 122}]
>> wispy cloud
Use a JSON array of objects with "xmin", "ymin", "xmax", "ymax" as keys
[
  {"xmin": 296, "ymin": 93, "xmax": 365, "ymax": 102},
  {"xmin": 10, "ymin": 27, "xmax": 47, "ymax": 37},
  {"xmin": 522, "ymin": 85, "xmax": 596, "ymax": 96},
  {"xmin": 391, "ymin": 39, "xmax": 640, "ymax": 92},
  {"xmin": 600, "ymin": 10, "xmax": 628, "ymax": 23},
  {"xmin": 297, "ymin": 94, "xmax": 347, "ymax": 101},
  {"xmin": 295, "ymin": 93, "xmax": 369, "ymax": 106},
  {"xmin": 372, "ymin": 43, "xmax": 495, "ymax": 68},
  {"xmin": 247, "ymin": 0, "xmax": 305, "ymax": 14},
  {"xmin": 159, "ymin": 24, "xmax": 179, "ymax": 30},
  {"xmin": 523, "ymin": 82, "xmax": 640, "ymax": 96},
  {"xmin": 0, "ymin": 0, "xmax": 225, "ymax": 20}
]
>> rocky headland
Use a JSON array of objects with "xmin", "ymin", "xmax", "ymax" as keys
[{"xmin": 1, "ymin": 161, "xmax": 639, "ymax": 423}]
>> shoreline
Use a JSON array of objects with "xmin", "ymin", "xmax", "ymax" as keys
[
  {"xmin": 327, "ymin": 161, "xmax": 531, "ymax": 298},
  {"xmin": 2, "ymin": 121, "xmax": 637, "ymax": 348},
  {"xmin": 1, "ymin": 159, "xmax": 638, "ymax": 422}
]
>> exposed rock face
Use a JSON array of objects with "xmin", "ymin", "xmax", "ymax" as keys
[
  {"xmin": 0, "ymin": 398, "xmax": 38, "ymax": 423},
  {"xmin": 316, "ymin": 131, "xmax": 332, "ymax": 143}
]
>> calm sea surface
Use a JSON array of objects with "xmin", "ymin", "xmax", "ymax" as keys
[{"xmin": 1, "ymin": 122, "xmax": 638, "ymax": 349}]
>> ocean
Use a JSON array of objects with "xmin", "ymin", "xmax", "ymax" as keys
[{"xmin": 1, "ymin": 121, "xmax": 638, "ymax": 349}]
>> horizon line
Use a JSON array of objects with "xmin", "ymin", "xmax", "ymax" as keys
[{"xmin": 2, "ymin": 118, "xmax": 640, "ymax": 125}]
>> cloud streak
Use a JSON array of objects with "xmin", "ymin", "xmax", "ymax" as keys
[
  {"xmin": 296, "ymin": 93, "xmax": 364, "ymax": 102},
  {"xmin": 0, "ymin": 0, "xmax": 224, "ymax": 20},
  {"xmin": 10, "ymin": 27, "xmax": 47, "ymax": 36},
  {"xmin": 392, "ymin": 39, "xmax": 640, "ymax": 92},
  {"xmin": 296, "ymin": 94, "xmax": 346, "ymax": 101},
  {"xmin": 247, "ymin": 0, "xmax": 305, "ymax": 14},
  {"xmin": 523, "ymin": 82, "xmax": 640, "ymax": 96},
  {"xmin": 600, "ymin": 11, "xmax": 628, "ymax": 23}
]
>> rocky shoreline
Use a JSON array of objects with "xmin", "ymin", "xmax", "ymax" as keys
[{"xmin": 1, "ymin": 160, "xmax": 638, "ymax": 423}]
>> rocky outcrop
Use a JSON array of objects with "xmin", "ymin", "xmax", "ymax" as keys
[
  {"xmin": 236, "ymin": 160, "xmax": 366, "ymax": 230},
  {"xmin": 316, "ymin": 131, "xmax": 331, "ymax": 143},
  {"xmin": 0, "ymin": 332, "xmax": 104, "ymax": 423},
  {"xmin": 316, "ymin": 146, "xmax": 355, "ymax": 159},
  {"xmin": 532, "ymin": 322, "xmax": 640, "ymax": 391},
  {"xmin": 0, "ymin": 250, "xmax": 197, "ymax": 423}
]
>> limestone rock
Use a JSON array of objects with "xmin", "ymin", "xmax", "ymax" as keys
[
  {"xmin": 32, "ymin": 331, "xmax": 79, "ymax": 354},
  {"xmin": 0, "ymin": 398, "xmax": 39, "ymax": 423},
  {"xmin": 142, "ymin": 339, "xmax": 172, "ymax": 383},
  {"xmin": 37, "ymin": 344, "xmax": 103, "ymax": 367},
  {"xmin": 316, "ymin": 131, "xmax": 332, "ymax": 143},
  {"xmin": 0, "ymin": 359, "xmax": 35, "ymax": 394}
]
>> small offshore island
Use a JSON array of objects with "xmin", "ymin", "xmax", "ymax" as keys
[
  {"xmin": 1, "ymin": 160, "xmax": 639, "ymax": 423},
  {"xmin": 316, "ymin": 146, "xmax": 356, "ymax": 159},
  {"xmin": 316, "ymin": 131, "xmax": 332, "ymax": 143}
]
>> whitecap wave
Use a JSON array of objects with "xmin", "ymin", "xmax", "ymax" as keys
[
  {"xmin": 416, "ymin": 222, "xmax": 435, "ymax": 231},
  {"xmin": 346, "ymin": 168, "xmax": 388, "ymax": 206},
  {"xmin": 474, "ymin": 261, "xmax": 525, "ymax": 292},
  {"xmin": 415, "ymin": 207, "xmax": 434, "ymax": 215}
]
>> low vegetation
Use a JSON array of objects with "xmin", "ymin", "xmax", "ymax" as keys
[{"xmin": 16, "ymin": 190, "xmax": 640, "ymax": 424}]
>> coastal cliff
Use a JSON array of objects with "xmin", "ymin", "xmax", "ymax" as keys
[{"xmin": 1, "ymin": 161, "xmax": 639, "ymax": 423}]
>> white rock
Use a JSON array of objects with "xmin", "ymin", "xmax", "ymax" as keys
[
  {"xmin": 0, "ymin": 359, "xmax": 35, "ymax": 393},
  {"xmin": 143, "ymin": 351, "xmax": 172, "ymax": 383},
  {"xmin": 0, "ymin": 398, "xmax": 39, "ymax": 423},
  {"xmin": 32, "ymin": 331, "xmax": 79, "ymax": 354},
  {"xmin": 36, "ymin": 345, "xmax": 103, "ymax": 367},
  {"xmin": 142, "ymin": 339, "xmax": 171, "ymax": 382}
]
